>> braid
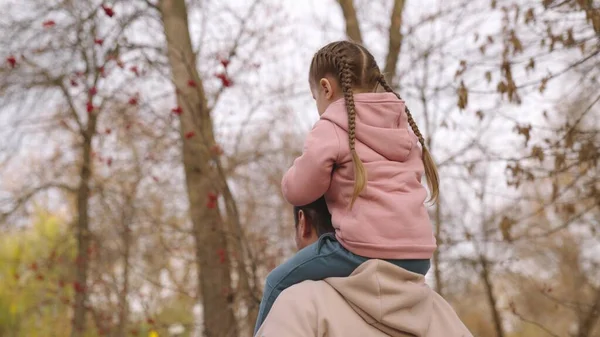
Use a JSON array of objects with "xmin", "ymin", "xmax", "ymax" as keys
[
  {"xmin": 340, "ymin": 57, "xmax": 357, "ymax": 151},
  {"xmin": 322, "ymin": 51, "xmax": 366, "ymax": 209},
  {"xmin": 378, "ymin": 75, "xmax": 440, "ymax": 204}
]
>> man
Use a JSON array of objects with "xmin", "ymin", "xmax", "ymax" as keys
[{"xmin": 255, "ymin": 197, "xmax": 473, "ymax": 337}]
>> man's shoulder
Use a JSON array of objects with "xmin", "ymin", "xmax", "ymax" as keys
[
  {"xmin": 277, "ymin": 279, "xmax": 338, "ymax": 308},
  {"xmin": 282, "ymin": 280, "xmax": 333, "ymax": 298}
]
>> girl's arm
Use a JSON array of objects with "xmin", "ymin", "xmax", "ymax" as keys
[{"xmin": 282, "ymin": 119, "xmax": 340, "ymax": 206}]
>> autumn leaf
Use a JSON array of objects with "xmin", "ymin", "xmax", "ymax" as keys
[
  {"xmin": 514, "ymin": 124, "xmax": 532, "ymax": 146},
  {"xmin": 563, "ymin": 203, "xmax": 576, "ymax": 215},
  {"xmin": 539, "ymin": 76, "xmax": 549, "ymax": 93},
  {"xmin": 578, "ymin": 140, "xmax": 596, "ymax": 162},
  {"xmin": 525, "ymin": 58, "xmax": 535, "ymax": 72},
  {"xmin": 497, "ymin": 81, "xmax": 507, "ymax": 94},
  {"xmin": 531, "ymin": 145, "xmax": 545, "ymax": 162},
  {"xmin": 476, "ymin": 110, "xmax": 484, "ymax": 121},
  {"xmin": 524, "ymin": 8, "xmax": 535, "ymax": 24},
  {"xmin": 565, "ymin": 28, "xmax": 575, "ymax": 47},
  {"xmin": 455, "ymin": 60, "xmax": 467, "ymax": 79},
  {"xmin": 457, "ymin": 81, "xmax": 468, "ymax": 109},
  {"xmin": 499, "ymin": 216, "xmax": 516, "ymax": 242}
]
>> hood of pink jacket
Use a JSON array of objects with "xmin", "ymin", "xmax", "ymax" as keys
[
  {"xmin": 256, "ymin": 260, "xmax": 473, "ymax": 337},
  {"xmin": 324, "ymin": 260, "xmax": 472, "ymax": 337},
  {"xmin": 321, "ymin": 92, "xmax": 415, "ymax": 162}
]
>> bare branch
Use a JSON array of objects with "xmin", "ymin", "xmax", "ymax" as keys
[
  {"xmin": 383, "ymin": 0, "xmax": 406, "ymax": 83},
  {"xmin": 336, "ymin": 0, "xmax": 363, "ymax": 43},
  {"xmin": 1, "ymin": 182, "xmax": 76, "ymax": 223}
]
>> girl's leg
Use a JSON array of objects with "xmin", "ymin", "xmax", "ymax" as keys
[{"xmin": 253, "ymin": 233, "xmax": 366, "ymax": 334}]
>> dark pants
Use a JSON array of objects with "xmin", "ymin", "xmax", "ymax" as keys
[{"xmin": 253, "ymin": 233, "xmax": 430, "ymax": 334}]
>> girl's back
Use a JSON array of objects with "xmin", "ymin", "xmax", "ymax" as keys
[{"xmin": 283, "ymin": 92, "xmax": 436, "ymax": 260}]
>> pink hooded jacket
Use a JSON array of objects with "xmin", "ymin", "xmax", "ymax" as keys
[
  {"xmin": 282, "ymin": 93, "xmax": 436, "ymax": 259},
  {"xmin": 255, "ymin": 260, "xmax": 473, "ymax": 337}
]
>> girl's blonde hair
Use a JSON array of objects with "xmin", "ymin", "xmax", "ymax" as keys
[{"xmin": 309, "ymin": 41, "xmax": 439, "ymax": 206}]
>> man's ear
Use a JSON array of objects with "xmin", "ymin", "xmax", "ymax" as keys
[
  {"xmin": 319, "ymin": 78, "xmax": 334, "ymax": 100},
  {"xmin": 297, "ymin": 210, "xmax": 313, "ymax": 238}
]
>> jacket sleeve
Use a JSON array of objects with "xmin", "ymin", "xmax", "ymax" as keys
[
  {"xmin": 281, "ymin": 119, "xmax": 340, "ymax": 206},
  {"xmin": 255, "ymin": 284, "xmax": 319, "ymax": 337}
]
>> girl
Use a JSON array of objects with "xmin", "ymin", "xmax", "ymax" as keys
[{"xmin": 254, "ymin": 40, "xmax": 439, "ymax": 334}]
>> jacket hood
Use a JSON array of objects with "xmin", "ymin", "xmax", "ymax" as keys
[
  {"xmin": 320, "ymin": 92, "xmax": 416, "ymax": 162},
  {"xmin": 325, "ymin": 260, "xmax": 470, "ymax": 337}
]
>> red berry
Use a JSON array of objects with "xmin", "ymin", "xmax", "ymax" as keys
[
  {"xmin": 6, "ymin": 56, "xmax": 16, "ymax": 68},
  {"xmin": 86, "ymin": 101, "xmax": 94, "ymax": 113},
  {"xmin": 171, "ymin": 106, "xmax": 183, "ymax": 115},
  {"xmin": 101, "ymin": 5, "xmax": 115, "ymax": 17},
  {"xmin": 42, "ymin": 20, "xmax": 56, "ymax": 28}
]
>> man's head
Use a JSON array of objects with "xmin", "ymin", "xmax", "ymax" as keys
[{"xmin": 293, "ymin": 196, "xmax": 334, "ymax": 250}]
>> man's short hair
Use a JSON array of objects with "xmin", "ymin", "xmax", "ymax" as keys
[{"xmin": 293, "ymin": 196, "xmax": 334, "ymax": 236}]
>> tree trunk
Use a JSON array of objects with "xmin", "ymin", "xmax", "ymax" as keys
[
  {"xmin": 383, "ymin": 0, "xmax": 406, "ymax": 83},
  {"xmin": 576, "ymin": 287, "xmax": 600, "ymax": 337},
  {"xmin": 336, "ymin": 0, "xmax": 363, "ymax": 44},
  {"xmin": 116, "ymin": 210, "xmax": 132, "ymax": 337},
  {"xmin": 479, "ymin": 254, "xmax": 505, "ymax": 337},
  {"xmin": 216, "ymin": 166, "xmax": 260, "ymax": 333},
  {"xmin": 433, "ymin": 202, "xmax": 444, "ymax": 297},
  {"xmin": 71, "ymin": 127, "xmax": 95, "ymax": 337},
  {"xmin": 158, "ymin": 1, "xmax": 238, "ymax": 337}
]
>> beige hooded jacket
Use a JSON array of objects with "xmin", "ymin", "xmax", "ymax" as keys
[{"xmin": 255, "ymin": 260, "xmax": 472, "ymax": 337}]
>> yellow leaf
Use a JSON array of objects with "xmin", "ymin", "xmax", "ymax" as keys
[
  {"xmin": 9, "ymin": 303, "xmax": 17, "ymax": 315},
  {"xmin": 149, "ymin": 330, "xmax": 159, "ymax": 337}
]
